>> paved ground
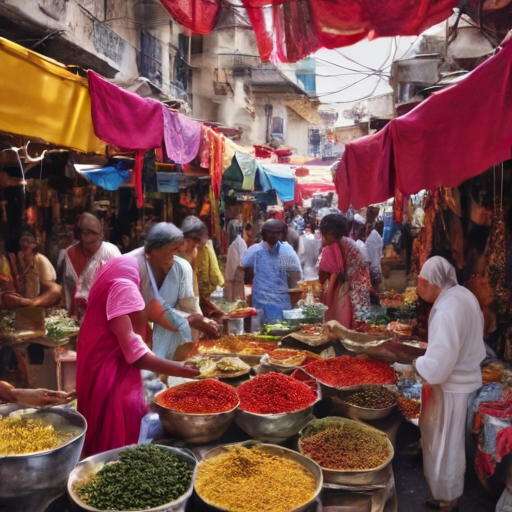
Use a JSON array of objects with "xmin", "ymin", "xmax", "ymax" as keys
[{"xmin": 393, "ymin": 421, "xmax": 497, "ymax": 512}]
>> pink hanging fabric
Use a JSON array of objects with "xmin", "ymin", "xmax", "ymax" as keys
[
  {"xmin": 87, "ymin": 71, "xmax": 163, "ymax": 150},
  {"xmin": 335, "ymin": 34, "xmax": 512, "ymax": 210},
  {"xmin": 88, "ymin": 70, "xmax": 164, "ymax": 207},
  {"xmin": 392, "ymin": 36, "xmax": 512, "ymax": 196},
  {"xmin": 335, "ymin": 125, "xmax": 395, "ymax": 212},
  {"xmin": 77, "ymin": 256, "xmax": 149, "ymax": 457},
  {"xmin": 163, "ymin": 109, "xmax": 202, "ymax": 164}
]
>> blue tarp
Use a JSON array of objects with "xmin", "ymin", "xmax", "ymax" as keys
[
  {"xmin": 261, "ymin": 165, "xmax": 295, "ymax": 202},
  {"xmin": 76, "ymin": 160, "xmax": 132, "ymax": 191}
]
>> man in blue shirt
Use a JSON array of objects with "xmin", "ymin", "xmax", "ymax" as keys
[{"xmin": 242, "ymin": 220, "xmax": 302, "ymax": 323}]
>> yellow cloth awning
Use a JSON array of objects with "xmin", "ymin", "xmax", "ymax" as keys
[{"xmin": 0, "ymin": 38, "xmax": 104, "ymax": 153}]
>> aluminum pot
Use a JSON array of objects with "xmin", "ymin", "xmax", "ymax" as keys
[
  {"xmin": 298, "ymin": 417, "xmax": 394, "ymax": 486},
  {"xmin": 68, "ymin": 444, "xmax": 197, "ymax": 512},
  {"xmin": 152, "ymin": 388, "xmax": 239, "ymax": 444},
  {"xmin": 195, "ymin": 441, "xmax": 323, "ymax": 512},
  {"xmin": 0, "ymin": 404, "xmax": 86, "ymax": 512},
  {"xmin": 234, "ymin": 381, "xmax": 321, "ymax": 443}
]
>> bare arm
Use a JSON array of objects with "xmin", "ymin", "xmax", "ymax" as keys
[
  {"xmin": 109, "ymin": 315, "xmax": 199, "ymax": 377},
  {"xmin": 287, "ymin": 270, "xmax": 302, "ymax": 289},
  {"xmin": 30, "ymin": 279, "xmax": 62, "ymax": 308}
]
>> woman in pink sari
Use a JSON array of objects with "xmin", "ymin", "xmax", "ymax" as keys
[
  {"xmin": 319, "ymin": 214, "xmax": 371, "ymax": 328},
  {"xmin": 77, "ymin": 255, "xmax": 199, "ymax": 457}
]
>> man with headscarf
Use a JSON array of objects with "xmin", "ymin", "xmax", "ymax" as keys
[
  {"xmin": 241, "ymin": 219, "xmax": 302, "ymax": 323},
  {"xmin": 415, "ymin": 256, "xmax": 485, "ymax": 512}
]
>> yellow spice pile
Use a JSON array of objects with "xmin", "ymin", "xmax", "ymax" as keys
[
  {"xmin": 195, "ymin": 446, "xmax": 317, "ymax": 512},
  {"xmin": 0, "ymin": 416, "xmax": 72, "ymax": 455}
]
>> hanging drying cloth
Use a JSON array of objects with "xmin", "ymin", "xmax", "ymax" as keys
[{"xmin": 163, "ymin": 109, "xmax": 202, "ymax": 164}]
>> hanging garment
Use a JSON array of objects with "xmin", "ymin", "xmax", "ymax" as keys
[
  {"xmin": 163, "ymin": 109, "xmax": 202, "ymax": 164},
  {"xmin": 87, "ymin": 71, "xmax": 164, "ymax": 207},
  {"xmin": 208, "ymin": 129, "xmax": 224, "ymax": 199},
  {"xmin": 199, "ymin": 126, "xmax": 211, "ymax": 169},
  {"xmin": 159, "ymin": 0, "xmax": 220, "ymax": 34}
]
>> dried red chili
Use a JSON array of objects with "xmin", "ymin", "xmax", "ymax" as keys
[
  {"xmin": 237, "ymin": 373, "xmax": 317, "ymax": 414},
  {"xmin": 155, "ymin": 379, "xmax": 239, "ymax": 414},
  {"xmin": 304, "ymin": 356, "xmax": 397, "ymax": 388},
  {"xmin": 397, "ymin": 396, "xmax": 421, "ymax": 419}
]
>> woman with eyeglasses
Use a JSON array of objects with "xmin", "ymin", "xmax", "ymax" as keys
[{"xmin": 57, "ymin": 212, "xmax": 120, "ymax": 319}]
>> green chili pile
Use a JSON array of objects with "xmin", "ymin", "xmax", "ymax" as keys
[
  {"xmin": 300, "ymin": 417, "xmax": 391, "ymax": 471},
  {"xmin": 74, "ymin": 444, "xmax": 192, "ymax": 510}
]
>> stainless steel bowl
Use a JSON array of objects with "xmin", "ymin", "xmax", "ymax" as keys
[
  {"xmin": 68, "ymin": 444, "xmax": 197, "ymax": 512},
  {"xmin": 331, "ymin": 385, "xmax": 398, "ymax": 421},
  {"xmin": 0, "ymin": 404, "xmax": 86, "ymax": 512},
  {"xmin": 234, "ymin": 382, "xmax": 321, "ymax": 443},
  {"xmin": 298, "ymin": 417, "xmax": 394, "ymax": 486},
  {"xmin": 152, "ymin": 388, "xmax": 239, "ymax": 444},
  {"xmin": 195, "ymin": 441, "xmax": 323, "ymax": 512}
]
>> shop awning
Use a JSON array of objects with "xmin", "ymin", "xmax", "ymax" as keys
[
  {"xmin": 336, "ymin": 32, "xmax": 512, "ymax": 211},
  {"xmin": 0, "ymin": 38, "xmax": 104, "ymax": 153}
]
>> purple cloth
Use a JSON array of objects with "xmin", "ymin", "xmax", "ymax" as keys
[
  {"xmin": 88, "ymin": 70, "xmax": 163, "ymax": 150},
  {"xmin": 163, "ymin": 109, "xmax": 202, "ymax": 164}
]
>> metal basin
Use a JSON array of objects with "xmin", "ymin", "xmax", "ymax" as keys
[
  {"xmin": 298, "ymin": 417, "xmax": 394, "ymax": 486},
  {"xmin": 331, "ymin": 385, "xmax": 398, "ymax": 421},
  {"xmin": 152, "ymin": 388, "xmax": 239, "ymax": 444},
  {"xmin": 195, "ymin": 441, "xmax": 323, "ymax": 512},
  {"xmin": 235, "ymin": 382, "xmax": 321, "ymax": 443},
  {"xmin": 68, "ymin": 444, "xmax": 197, "ymax": 512},
  {"xmin": 0, "ymin": 404, "xmax": 86, "ymax": 512}
]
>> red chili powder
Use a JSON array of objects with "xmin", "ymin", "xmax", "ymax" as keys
[
  {"xmin": 304, "ymin": 356, "xmax": 397, "ymax": 388},
  {"xmin": 237, "ymin": 373, "xmax": 317, "ymax": 414},
  {"xmin": 155, "ymin": 379, "xmax": 239, "ymax": 414}
]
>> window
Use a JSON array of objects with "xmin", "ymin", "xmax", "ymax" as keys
[{"xmin": 139, "ymin": 30, "xmax": 162, "ymax": 86}]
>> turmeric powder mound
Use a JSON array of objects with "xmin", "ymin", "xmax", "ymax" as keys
[{"xmin": 195, "ymin": 446, "xmax": 317, "ymax": 512}]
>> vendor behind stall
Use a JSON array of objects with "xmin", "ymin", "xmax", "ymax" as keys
[
  {"xmin": 241, "ymin": 219, "xmax": 301, "ymax": 323},
  {"xmin": 415, "ymin": 256, "xmax": 485, "ymax": 512},
  {"xmin": 77, "ymin": 254, "xmax": 200, "ymax": 458},
  {"xmin": 58, "ymin": 213, "xmax": 120, "ymax": 319},
  {"xmin": 1, "ymin": 229, "xmax": 61, "ymax": 309}
]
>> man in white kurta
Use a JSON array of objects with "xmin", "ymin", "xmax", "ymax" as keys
[
  {"xmin": 415, "ymin": 256, "xmax": 485, "ymax": 511},
  {"xmin": 224, "ymin": 234, "xmax": 247, "ymax": 302}
]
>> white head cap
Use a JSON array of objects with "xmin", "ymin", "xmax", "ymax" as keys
[{"xmin": 419, "ymin": 256, "xmax": 457, "ymax": 292}]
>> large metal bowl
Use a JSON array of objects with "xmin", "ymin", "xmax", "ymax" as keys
[
  {"xmin": 68, "ymin": 444, "xmax": 197, "ymax": 512},
  {"xmin": 0, "ymin": 404, "xmax": 86, "ymax": 512},
  {"xmin": 152, "ymin": 388, "xmax": 239, "ymax": 444},
  {"xmin": 195, "ymin": 441, "xmax": 323, "ymax": 512},
  {"xmin": 331, "ymin": 385, "xmax": 398, "ymax": 421},
  {"xmin": 235, "ymin": 381, "xmax": 321, "ymax": 443},
  {"xmin": 298, "ymin": 417, "xmax": 394, "ymax": 486}
]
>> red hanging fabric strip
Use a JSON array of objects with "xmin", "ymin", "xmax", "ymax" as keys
[
  {"xmin": 159, "ymin": 0, "xmax": 220, "ymax": 34},
  {"xmin": 134, "ymin": 150, "xmax": 145, "ymax": 208}
]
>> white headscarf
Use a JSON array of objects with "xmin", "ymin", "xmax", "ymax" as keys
[{"xmin": 419, "ymin": 256, "xmax": 457, "ymax": 292}]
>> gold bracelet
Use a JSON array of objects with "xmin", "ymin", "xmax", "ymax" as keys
[{"xmin": 0, "ymin": 381, "xmax": 14, "ymax": 389}]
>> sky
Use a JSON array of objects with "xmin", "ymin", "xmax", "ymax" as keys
[{"xmin": 314, "ymin": 36, "xmax": 417, "ymax": 105}]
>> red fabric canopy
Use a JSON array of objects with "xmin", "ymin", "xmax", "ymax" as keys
[
  {"xmin": 161, "ymin": 0, "xmax": 462, "ymax": 62},
  {"xmin": 160, "ymin": 0, "xmax": 220, "ymax": 34},
  {"xmin": 336, "ymin": 34, "xmax": 512, "ymax": 211}
]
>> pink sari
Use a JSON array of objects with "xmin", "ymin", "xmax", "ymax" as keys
[
  {"xmin": 319, "ymin": 242, "xmax": 352, "ymax": 328},
  {"xmin": 77, "ymin": 256, "xmax": 150, "ymax": 457}
]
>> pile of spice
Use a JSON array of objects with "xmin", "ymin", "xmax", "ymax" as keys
[
  {"xmin": 343, "ymin": 387, "xmax": 397, "ymax": 409},
  {"xmin": 300, "ymin": 417, "xmax": 391, "ymax": 471},
  {"xmin": 0, "ymin": 415, "xmax": 74, "ymax": 455},
  {"xmin": 237, "ymin": 373, "xmax": 317, "ymax": 414},
  {"xmin": 155, "ymin": 379, "xmax": 238, "ymax": 414},
  {"xmin": 188, "ymin": 336, "xmax": 277, "ymax": 357},
  {"xmin": 397, "ymin": 396, "xmax": 421, "ymax": 419},
  {"xmin": 195, "ymin": 445, "xmax": 317, "ymax": 512},
  {"xmin": 74, "ymin": 445, "xmax": 192, "ymax": 510},
  {"xmin": 304, "ymin": 356, "xmax": 397, "ymax": 388}
]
